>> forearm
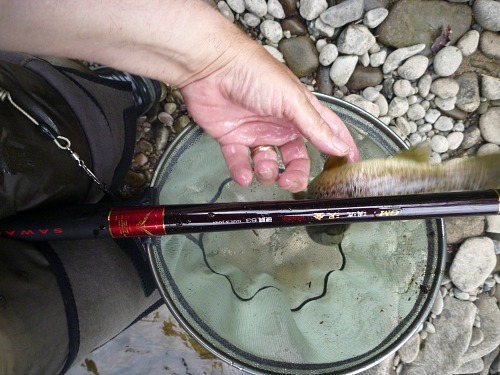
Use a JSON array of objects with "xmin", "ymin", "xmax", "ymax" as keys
[{"xmin": 0, "ymin": 0, "xmax": 249, "ymax": 86}]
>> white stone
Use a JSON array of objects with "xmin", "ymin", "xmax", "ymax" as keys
[
  {"xmin": 329, "ymin": 55, "xmax": 358, "ymax": 86},
  {"xmin": 407, "ymin": 103, "xmax": 426, "ymax": 121},
  {"xmin": 217, "ymin": 1, "xmax": 235, "ymax": 22},
  {"xmin": 319, "ymin": 43, "xmax": 338, "ymax": 66},
  {"xmin": 447, "ymin": 132, "xmax": 464, "ymax": 150},
  {"xmin": 481, "ymin": 75, "xmax": 500, "ymax": 100},
  {"xmin": 449, "ymin": 237, "xmax": 497, "ymax": 292},
  {"xmin": 430, "ymin": 134, "xmax": 449, "ymax": 153},
  {"xmin": 337, "ymin": 24, "xmax": 376, "ymax": 56},
  {"xmin": 314, "ymin": 17, "xmax": 335, "ymax": 37},
  {"xmin": 383, "ymin": 44, "xmax": 426, "ymax": 74},
  {"xmin": 300, "ymin": 0, "xmax": 328, "ymax": 20},
  {"xmin": 433, "ymin": 46, "xmax": 463, "ymax": 77},
  {"xmin": 374, "ymin": 95, "xmax": 389, "ymax": 116},
  {"xmin": 397, "ymin": 55, "xmax": 429, "ymax": 80},
  {"xmin": 477, "ymin": 143, "xmax": 500, "ymax": 156},
  {"xmin": 267, "ymin": 0, "xmax": 286, "ymax": 18},
  {"xmin": 418, "ymin": 73, "xmax": 433, "ymax": 97},
  {"xmin": 370, "ymin": 49, "xmax": 387, "ymax": 67},
  {"xmin": 244, "ymin": 0, "xmax": 267, "ymax": 16},
  {"xmin": 479, "ymin": 107, "xmax": 500, "ymax": 145},
  {"xmin": 344, "ymin": 94, "xmax": 380, "ymax": 117},
  {"xmin": 243, "ymin": 12, "xmax": 261, "ymax": 27},
  {"xmin": 260, "ymin": 20, "xmax": 283, "ymax": 43},
  {"xmin": 424, "ymin": 109, "xmax": 441, "ymax": 124},
  {"xmin": 362, "ymin": 86, "xmax": 380, "ymax": 102},
  {"xmin": 363, "ymin": 7, "xmax": 389, "ymax": 28},
  {"xmin": 430, "ymin": 78, "xmax": 460, "ymax": 99},
  {"xmin": 263, "ymin": 45, "xmax": 285, "ymax": 62},
  {"xmin": 387, "ymin": 96, "xmax": 409, "ymax": 118},
  {"xmin": 434, "ymin": 116, "xmax": 454, "ymax": 132},
  {"xmin": 393, "ymin": 79, "xmax": 413, "ymax": 97},
  {"xmin": 227, "ymin": 0, "xmax": 245, "ymax": 13},
  {"xmin": 457, "ymin": 30, "xmax": 480, "ymax": 56},
  {"xmin": 434, "ymin": 96, "xmax": 457, "ymax": 111}
]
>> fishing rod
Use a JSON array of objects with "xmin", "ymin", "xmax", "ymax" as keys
[{"xmin": 0, "ymin": 189, "xmax": 498, "ymax": 241}]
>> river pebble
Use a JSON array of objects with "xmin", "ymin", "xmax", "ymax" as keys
[
  {"xmin": 433, "ymin": 46, "xmax": 462, "ymax": 77},
  {"xmin": 473, "ymin": 0, "xmax": 500, "ymax": 31},
  {"xmin": 299, "ymin": 0, "xmax": 327, "ymax": 20},
  {"xmin": 430, "ymin": 78, "xmax": 459, "ymax": 99},
  {"xmin": 319, "ymin": 0, "xmax": 364, "ymax": 28},
  {"xmin": 337, "ymin": 24, "xmax": 376, "ymax": 55},
  {"xmin": 396, "ymin": 55, "xmax": 428, "ymax": 81},
  {"xmin": 329, "ymin": 55, "xmax": 358, "ymax": 86},
  {"xmin": 481, "ymin": 75, "xmax": 500, "ymax": 100},
  {"xmin": 479, "ymin": 107, "xmax": 500, "ymax": 145},
  {"xmin": 363, "ymin": 7, "xmax": 388, "ymax": 28},
  {"xmin": 456, "ymin": 30, "xmax": 480, "ymax": 56},
  {"xmin": 382, "ymin": 44, "xmax": 425, "ymax": 74},
  {"xmin": 449, "ymin": 237, "xmax": 496, "ymax": 293}
]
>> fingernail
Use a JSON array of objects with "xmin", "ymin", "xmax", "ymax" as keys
[
  {"xmin": 331, "ymin": 137, "xmax": 350, "ymax": 155},
  {"xmin": 257, "ymin": 168, "xmax": 273, "ymax": 180}
]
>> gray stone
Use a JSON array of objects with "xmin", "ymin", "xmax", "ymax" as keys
[
  {"xmin": 363, "ymin": 7, "xmax": 388, "ymax": 28},
  {"xmin": 376, "ymin": 0, "xmax": 472, "ymax": 56},
  {"xmin": 398, "ymin": 333, "xmax": 420, "ymax": 364},
  {"xmin": 444, "ymin": 216, "xmax": 485, "ymax": 244},
  {"xmin": 402, "ymin": 297, "xmax": 477, "ymax": 375},
  {"xmin": 461, "ymin": 295, "xmax": 500, "ymax": 364},
  {"xmin": 481, "ymin": 75, "xmax": 500, "ymax": 100},
  {"xmin": 431, "ymin": 290, "xmax": 444, "ymax": 315},
  {"xmin": 319, "ymin": 0, "xmax": 364, "ymax": 28},
  {"xmin": 244, "ymin": 0, "xmax": 267, "ymax": 16},
  {"xmin": 337, "ymin": 24, "xmax": 376, "ymax": 56},
  {"xmin": 434, "ymin": 96, "xmax": 457, "ymax": 111},
  {"xmin": 316, "ymin": 65, "xmax": 334, "ymax": 96},
  {"xmin": 455, "ymin": 72, "xmax": 481, "ymax": 113},
  {"xmin": 406, "ymin": 104, "xmax": 426, "ymax": 121},
  {"xmin": 433, "ymin": 46, "xmax": 462, "ymax": 77},
  {"xmin": 383, "ymin": 44, "xmax": 426, "ymax": 74},
  {"xmin": 477, "ymin": 143, "xmax": 500, "ymax": 156},
  {"xmin": 263, "ymin": 45, "xmax": 285, "ymax": 62},
  {"xmin": 278, "ymin": 36, "xmax": 319, "ymax": 77},
  {"xmin": 424, "ymin": 109, "xmax": 441, "ymax": 124},
  {"xmin": 417, "ymin": 74, "xmax": 432, "ymax": 98},
  {"xmin": 454, "ymin": 358, "xmax": 484, "ymax": 374},
  {"xmin": 397, "ymin": 55, "xmax": 429, "ymax": 80},
  {"xmin": 470, "ymin": 327, "xmax": 485, "ymax": 347},
  {"xmin": 461, "ymin": 126, "xmax": 482, "ymax": 150},
  {"xmin": 299, "ymin": 0, "xmax": 328, "ymax": 21},
  {"xmin": 433, "ymin": 116, "xmax": 454, "ymax": 132},
  {"xmin": 313, "ymin": 17, "xmax": 335, "ymax": 37},
  {"xmin": 243, "ymin": 12, "xmax": 261, "ymax": 27},
  {"xmin": 479, "ymin": 107, "xmax": 500, "ymax": 145},
  {"xmin": 457, "ymin": 30, "xmax": 480, "ymax": 57},
  {"xmin": 473, "ymin": 0, "xmax": 500, "ymax": 31},
  {"xmin": 344, "ymin": 94, "xmax": 380, "ymax": 117},
  {"xmin": 318, "ymin": 43, "xmax": 338, "ymax": 66},
  {"xmin": 329, "ymin": 55, "xmax": 358, "ymax": 86},
  {"xmin": 479, "ymin": 31, "xmax": 500, "ymax": 60},
  {"xmin": 217, "ymin": 1, "xmax": 235, "ymax": 22},
  {"xmin": 227, "ymin": 0, "xmax": 245, "ymax": 13},
  {"xmin": 430, "ymin": 78, "xmax": 460, "ymax": 99},
  {"xmin": 387, "ymin": 96, "xmax": 409, "ymax": 118},
  {"xmin": 370, "ymin": 49, "xmax": 387, "ymax": 67},
  {"xmin": 393, "ymin": 79, "xmax": 413, "ymax": 98},
  {"xmin": 260, "ymin": 20, "xmax": 283, "ymax": 44},
  {"xmin": 374, "ymin": 95, "xmax": 388, "ymax": 116},
  {"xmin": 485, "ymin": 215, "xmax": 500, "ymax": 235},
  {"xmin": 268, "ymin": 0, "xmax": 286, "ymax": 19},
  {"xmin": 449, "ymin": 237, "xmax": 496, "ymax": 293}
]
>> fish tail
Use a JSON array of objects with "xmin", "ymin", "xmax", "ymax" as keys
[{"xmin": 448, "ymin": 153, "xmax": 500, "ymax": 191}]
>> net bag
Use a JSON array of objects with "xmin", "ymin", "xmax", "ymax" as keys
[{"xmin": 147, "ymin": 94, "xmax": 445, "ymax": 374}]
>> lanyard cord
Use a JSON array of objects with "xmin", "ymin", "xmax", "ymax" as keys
[{"xmin": 0, "ymin": 86, "xmax": 112, "ymax": 195}]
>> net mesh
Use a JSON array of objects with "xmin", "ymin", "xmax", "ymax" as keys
[{"xmin": 150, "ymin": 96, "xmax": 444, "ymax": 374}]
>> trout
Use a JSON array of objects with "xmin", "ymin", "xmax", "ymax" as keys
[{"xmin": 304, "ymin": 143, "xmax": 500, "ymax": 244}]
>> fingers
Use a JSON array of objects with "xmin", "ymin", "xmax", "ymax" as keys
[
  {"xmin": 277, "ymin": 138, "xmax": 310, "ymax": 192},
  {"xmin": 291, "ymin": 91, "xmax": 360, "ymax": 162},
  {"xmin": 220, "ymin": 144, "xmax": 254, "ymax": 187},
  {"xmin": 250, "ymin": 146, "xmax": 280, "ymax": 186}
]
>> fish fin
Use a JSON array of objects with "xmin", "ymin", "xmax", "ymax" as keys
[
  {"xmin": 392, "ymin": 143, "xmax": 431, "ymax": 163},
  {"xmin": 323, "ymin": 155, "xmax": 349, "ymax": 171}
]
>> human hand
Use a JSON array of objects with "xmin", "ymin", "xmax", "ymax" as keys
[{"xmin": 181, "ymin": 43, "xmax": 360, "ymax": 193}]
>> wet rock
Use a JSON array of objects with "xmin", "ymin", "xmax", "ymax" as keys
[
  {"xmin": 402, "ymin": 297, "xmax": 477, "ymax": 375},
  {"xmin": 473, "ymin": 0, "xmax": 500, "ymax": 31},
  {"xmin": 376, "ymin": 0, "xmax": 472, "ymax": 56},
  {"xmin": 278, "ymin": 36, "xmax": 319, "ymax": 77},
  {"xmin": 481, "ymin": 75, "xmax": 500, "ymax": 100},
  {"xmin": 337, "ymin": 24, "xmax": 376, "ymax": 56},
  {"xmin": 299, "ymin": 0, "xmax": 328, "ymax": 20},
  {"xmin": 455, "ymin": 72, "xmax": 481, "ymax": 113},
  {"xmin": 280, "ymin": 16, "xmax": 308, "ymax": 36},
  {"xmin": 319, "ymin": 0, "xmax": 364, "ymax": 28},
  {"xmin": 316, "ymin": 65, "xmax": 334, "ymax": 95},
  {"xmin": 279, "ymin": 0, "xmax": 297, "ymax": 16},
  {"xmin": 449, "ymin": 237, "xmax": 496, "ymax": 293},
  {"xmin": 433, "ymin": 46, "xmax": 462, "ymax": 77},
  {"xmin": 479, "ymin": 31, "xmax": 500, "ymax": 60},
  {"xmin": 479, "ymin": 107, "xmax": 500, "ymax": 145},
  {"xmin": 329, "ymin": 55, "xmax": 358, "ymax": 86}
]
